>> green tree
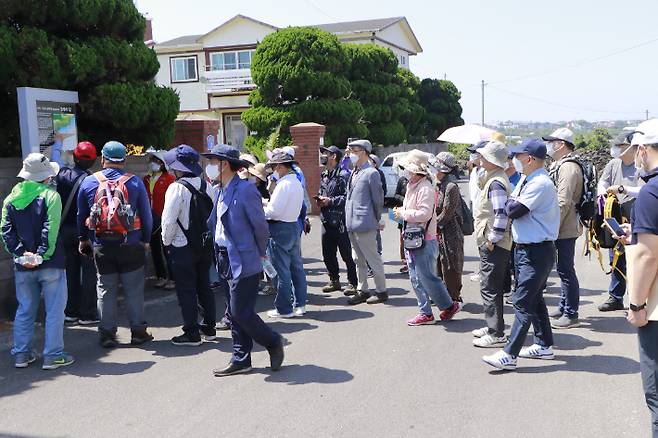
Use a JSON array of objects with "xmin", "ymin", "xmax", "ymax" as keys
[
  {"xmin": 242, "ymin": 27, "xmax": 366, "ymax": 147},
  {"xmin": 585, "ymin": 127, "xmax": 612, "ymax": 151},
  {"xmin": 0, "ymin": 0, "xmax": 179, "ymax": 156},
  {"xmin": 417, "ymin": 78, "xmax": 464, "ymax": 141}
]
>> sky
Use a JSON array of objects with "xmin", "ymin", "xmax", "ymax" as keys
[{"xmin": 136, "ymin": 0, "xmax": 658, "ymax": 125}]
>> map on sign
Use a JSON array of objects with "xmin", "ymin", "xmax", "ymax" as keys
[{"xmin": 52, "ymin": 113, "xmax": 78, "ymax": 151}]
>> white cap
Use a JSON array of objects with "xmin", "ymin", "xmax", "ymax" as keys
[
  {"xmin": 632, "ymin": 119, "xmax": 658, "ymax": 146},
  {"xmin": 542, "ymin": 127, "xmax": 574, "ymax": 145}
]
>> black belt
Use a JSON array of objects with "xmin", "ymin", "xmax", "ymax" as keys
[{"xmin": 516, "ymin": 241, "xmax": 554, "ymax": 249}]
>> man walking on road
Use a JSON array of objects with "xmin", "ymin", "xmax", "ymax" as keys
[
  {"xmin": 204, "ymin": 145, "xmax": 284, "ymax": 377},
  {"xmin": 544, "ymin": 128, "xmax": 584, "ymax": 329},
  {"xmin": 77, "ymin": 141, "xmax": 153, "ymax": 348},
  {"xmin": 344, "ymin": 139, "xmax": 388, "ymax": 305},
  {"xmin": 317, "ymin": 145, "xmax": 358, "ymax": 295},
  {"xmin": 483, "ymin": 139, "xmax": 560, "ymax": 371}
]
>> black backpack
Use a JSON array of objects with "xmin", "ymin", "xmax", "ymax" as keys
[
  {"xmin": 176, "ymin": 179, "xmax": 214, "ymax": 254},
  {"xmin": 552, "ymin": 157, "xmax": 598, "ymax": 225}
]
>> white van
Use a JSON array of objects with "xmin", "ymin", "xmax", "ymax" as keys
[{"xmin": 380, "ymin": 152, "xmax": 408, "ymax": 201}]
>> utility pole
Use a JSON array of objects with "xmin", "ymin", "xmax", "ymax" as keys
[
  {"xmin": 481, "ymin": 80, "xmax": 485, "ymax": 126},
  {"xmin": 646, "ymin": 109, "xmax": 650, "ymax": 120}
]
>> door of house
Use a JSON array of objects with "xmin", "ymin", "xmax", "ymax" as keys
[{"xmin": 224, "ymin": 114, "xmax": 247, "ymax": 150}]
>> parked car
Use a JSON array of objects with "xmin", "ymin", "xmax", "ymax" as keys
[{"xmin": 380, "ymin": 152, "xmax": 408, "ymax": 201}]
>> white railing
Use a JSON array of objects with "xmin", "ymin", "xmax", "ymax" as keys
[{"xmin": 203, "ymin": 68, "xmax": 256, "ymax": 94}]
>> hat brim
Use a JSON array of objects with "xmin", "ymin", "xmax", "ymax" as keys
[
  {"xmin": 18, "ymin": 161, "xmax": 60, "ymax": 182},
  {"xmin": 476, "ymin": 149, "xmax": 507, "ymax": 169},
  {"xmin": 201, "ymin": 152, "xmax": 251, "ymax": 168},
  {"xmin": 542, "ymin": 135, "xmax": 574, "ymax": 146},
  {"xmin": 248, "ymin": 168, "xmax": 268, "ymax": 182},
  {"xmin": 168, "ymin": 160, "xmax": 203, "ymax": 176},
  {"xmin": 265, "ymin": 159, "xmax": 297, "ymax": 168},
  {"xmin": 320, "ymin": 146, "xmax": 343, "ymax": 157}
]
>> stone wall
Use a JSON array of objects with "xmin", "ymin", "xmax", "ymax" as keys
[{"xmin": 0, "ymin": 156, "xmax": 151, "ymax": 319}]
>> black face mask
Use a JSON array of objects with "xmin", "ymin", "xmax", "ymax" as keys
[{"xmin": 320, "ymin": 155, "xmax": 328, "ymax": 166}]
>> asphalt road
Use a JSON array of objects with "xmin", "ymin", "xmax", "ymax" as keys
[{"xmin": 0, "ymin": 189, "xmax": 651, "ymax": 438}]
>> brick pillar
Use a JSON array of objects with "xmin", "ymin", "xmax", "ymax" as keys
[{"xmin": 290, "ymin": 122, "xmax": 325, "ymax": 215}]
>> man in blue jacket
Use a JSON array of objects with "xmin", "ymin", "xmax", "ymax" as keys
[
  {"xmin": 77, "ymin": 141, "xmax": 153, "ymax": 348},
  {"xmin": 204, "ymin": 144, "xmax": 284, "ymax": 377},
  {"xmin": 2, "ymin": 153, "xmax": 74, "ymax": 370}
]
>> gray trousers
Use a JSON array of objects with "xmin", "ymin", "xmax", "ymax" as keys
[
  {"xmin": 639, "ymin": 321, "xmax": 658, "ymax": 437},
  {"xmin": 479, "ymin": 244, "xmax": 510, "ymax": 337},
  {"xmin": 349, "ymin": 230, "xmax": 387, "ymax": 293}
]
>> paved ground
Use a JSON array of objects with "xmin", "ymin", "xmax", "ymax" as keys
[{"xmin": 0, "ymin": 185, "xmax": 651, "ymax": 438}]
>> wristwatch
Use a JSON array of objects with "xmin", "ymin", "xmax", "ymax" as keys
[
  {"xmin": 630, "ymin": 302, "xmax": 646, "ymax": 312},
  {"xmin": 618, "ymin": 185, "xmax": 625, "ymax": 194}
]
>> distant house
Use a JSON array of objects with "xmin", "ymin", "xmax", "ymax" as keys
[{"xmin": 152, "ymin": 15, "xmax": 422, "ymax": 150}]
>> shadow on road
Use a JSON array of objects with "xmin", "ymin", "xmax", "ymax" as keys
[
  {"xmin": 258, "ymin": 363, "xmax": 353, "ymax": 385},
  {"xmin": 514, "ymin": 354, "xmax": 639, "ymax": 375}
]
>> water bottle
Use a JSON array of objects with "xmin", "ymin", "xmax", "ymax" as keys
[
  {"xmin": 15, "ymin": 254, "xmax": 43, "ymax": 266},
  {"xmin": 262, "ymin": 259, "xmax": 277, "ymax": 278}
]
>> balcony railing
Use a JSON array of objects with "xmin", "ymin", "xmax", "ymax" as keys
[{"xmin": 202, "ymin": 68, "xmax": 256, "ymax": 94}]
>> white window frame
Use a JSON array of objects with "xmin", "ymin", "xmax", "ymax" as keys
[
  {"xmin": 170, "ymin": 56, "xmax": 198, "ymax": 83},
  {"xmin": 210, "ymin": 50, "xmax": 256, "ymax": 71}
]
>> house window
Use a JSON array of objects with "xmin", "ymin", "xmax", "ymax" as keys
[
  {"xmin": 210, "ymin": 50, "xmax": 255, "ymax": 71},
  {"xmin": 170, "ymin": 56, "xmax": 198, "ymax": 82},
  {"xmin": 400, "ymin": 55, "xmax": 406, "ymax": 66}
]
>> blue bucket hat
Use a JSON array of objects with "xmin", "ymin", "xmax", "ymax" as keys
[
  {"xmin": 202, "ymin": 144, "xmax": 251, "ymax": 168},
  {"xmin": 102, "ymin": 141, "xmax": 127, "ymax": 162},
  {"xmin": 164, "ymin": 144, "xmax": 203, "ymax": 176},
  {"xmin": 509, "ymin": 138, "xmax": 547, "ymax": 160}
]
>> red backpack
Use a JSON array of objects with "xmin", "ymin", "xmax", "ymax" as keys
[{"xmin": 86, "ymin": 172, "xmax": 142, "ymax": 242}]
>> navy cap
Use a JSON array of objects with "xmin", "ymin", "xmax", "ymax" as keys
[
  {"xmin": 164, "ymin": 144, "xmax": 203, "ymax": 176},
  {"xmin": 467, "ymin": 140, "xmax": 488, "ymax": 153},
  {"xmin": 202, "ymin": 144, "xmax": 251, "ymax": 168},
  {"xmin": 509, "ymin": 138, "xmax": 547, "ymax": 160}
]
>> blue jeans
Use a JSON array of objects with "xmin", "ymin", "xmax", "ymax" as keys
[
  {"xmin": 556, "ymin": 238, "xmax": 580, "ymax": 318},
  {"xmin": 608, "ymin": 248, "xmax": 626, "ymax": 302},
  {"xmin": 12, "ymin": 268, "xmax": 67, "ymax": 359},
  {"xmin": 505, "ymin": 242, "xmax": 555, "ymax": 357},
  {"xmin": 406, "ymin": 239, "xmax": 453, "ymax": 315},
  {"xmin": 639, "ymin": 321, "xmax": 658, "ymax": 436},
  {"xmin": 269, "ymin": 222, "xmax": 307, "ymax": 314}
]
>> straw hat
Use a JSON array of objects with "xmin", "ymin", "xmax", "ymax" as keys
[
  {"xmin": 248, "ymin": 163, "xmax": 269, "ymax": 182},
  {"xmin": 400, "ymin": 149, "xmax": 429, "ymax": 175}
]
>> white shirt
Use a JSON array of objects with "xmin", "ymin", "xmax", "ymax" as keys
[
  {"xmin": 161, "ymin": 177, "xmax": 215, "ymax": 247},
  {"xmin": 264, "ymin": 172, "xmax": 303, "ymax": 222}
]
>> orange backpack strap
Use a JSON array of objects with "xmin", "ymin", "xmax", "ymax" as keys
[{"xmin": 94, "ymin": 171, "xmax": 108, "ymax": 183}]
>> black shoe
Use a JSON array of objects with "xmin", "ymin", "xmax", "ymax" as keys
[
  {"xmin": 100, "ymin": 332, "xmax": 118, "ymax": 349},
  {"xmin": 598, "ymin": 297, "xmax": 624, "ymax": 312},
  {"xmin": 200, "ymin": 326, "xmax": 218, "ymax": 341},
  {"xmin": 322, "ymin": 280, "xmax": 342, "ymax": 293},
  {"xmin": 343, "ymin": 284, "xmax": 358, "ymax": 296},
  {"xmin": 213, "ymin": 362, "xmax": 252, "ymax": 377},
  {"xmin": 130, "ymin": 329, "xmax": 154, "ymax": 345},
  {"xmin": 171, "ymin": 333, "xmax": 203, "ymax": 346},
  {"xmin": 268, "ymin": 337, "xmax": 285, "ymax": 371},
  {"xmin": 366, "ymin": 292, "xmax": 389, "ymax": 304},
  {"xmin": 347, "ymin": 291, "xmax": 370, "ymax": 305}
]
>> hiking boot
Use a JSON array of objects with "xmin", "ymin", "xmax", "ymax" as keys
[
  {"xmin": 322, "ymin": 280, "xmax": 342, "ymax": 293},
  {"xmin": 598, "ymin": 297, "xmax": 624, "ymax": 312},
  {"xmin": 99, "ymin": 332, "xmax": 118, "ymax": 348},
  {"xmin": 42, "ymin": 353, "xmax": 75, "ymax": 370},
  {"xmin": 15, "ymin": 351, "xmax": 38, "ymax": 368},
  {"xmin": 347, "ymin": 291, "xmax": 370, "ymax": 305},
  {"xmin": 551, "ymin": 315, "xmax": 581, "ymax": 329},
  {"xmin": 343, "ymin": 284, "xmax": 358, "ymax": 296},
  {"xmin": 213, "ymin": 362, "xmax": 252, "ymax": 377},
  {"xmin": 130, "ymin": 329, "xmax": 154, "ymax": 345},
  {"xmin": 366, "ymin": 292, "xmax": 388, "ymax": 304}
]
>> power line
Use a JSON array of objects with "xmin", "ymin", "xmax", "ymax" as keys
[
  {"xmin": 303, "ymin": 0, "xmax": 336, "ymax": 21},
  {"xmin": 488, "ymin": 35, "xmax": 658, "ymax": 85},
  {"xmin": 487, "ymin": 84, "xmax": 646, "ymax": 117}
]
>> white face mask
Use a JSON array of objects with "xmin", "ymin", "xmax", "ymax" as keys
[
  {"xmin": 205, "ymin": 164, "xmax": 219, "ymax": 181},
  {"xmin": 272, "ymin": 170, "xmax": 281, "ymax": 180},
  {"xmin": 610, "ymin": 146, "xmax": 621, "ymax": 159},
  {"xmin": 469, "ymin": 153, "xmax": 479, "ymax": 164},
  {"xmin": 512, "ymin": 157, "xmax": 525, "ymax": 174},
  {"xmin": 546, "ymin": 142, "xmax": 556, "ymax": 158},
  {"xmin": 149, "ymin": 162, "xmax": 161, "ymax": 173},
  {"xmin": 349, "ymin": 154, "xmax": 359, "ymax": 166}
]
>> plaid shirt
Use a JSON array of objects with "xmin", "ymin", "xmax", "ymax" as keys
[{"xmin": 487, "ymin": 180, "xmax": 509, "ymax": 243}]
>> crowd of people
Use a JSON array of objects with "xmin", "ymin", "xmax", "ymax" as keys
[{"xmin": 2, "ymin": 122, "xmax": 658, "ymax": 433}]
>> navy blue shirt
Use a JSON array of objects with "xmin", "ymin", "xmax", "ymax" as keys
[
  {"xmin": 56, "ymin": 166, "xmax": 90, "ymax": 228},
  {"xmin": 77, "ymin": 168, "xmax": 153, "ymax": 246},
  {"xmin": 631, "ymin": 169, "xmax": 658, "ymax": 243}
]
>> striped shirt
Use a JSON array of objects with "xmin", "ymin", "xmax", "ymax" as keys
[{"xmin": 487, "ymin": 180, "xmax": 509, "ymax": 243}]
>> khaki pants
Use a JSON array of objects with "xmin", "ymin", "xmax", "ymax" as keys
[{"xmin": 349, "ymin": 230, "xmax": 387, "ymax": 293}]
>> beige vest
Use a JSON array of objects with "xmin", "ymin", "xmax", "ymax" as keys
[{"xmin": 475, "ymin": 169, "xmax": 512, "ymax": 250}]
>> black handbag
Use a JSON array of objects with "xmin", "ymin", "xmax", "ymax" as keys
[{"xmin": 403, "ymin": 223, "xmax": 428, "ymax": 250}]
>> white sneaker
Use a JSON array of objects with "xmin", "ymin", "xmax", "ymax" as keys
[
  {"xmin": 267, "ymin": 309, "xmax": 295, "ymax": 319},
  {"xmin": 294, "ymin": 306, "xmax": 306, "ymax": 316},
  {"xmin": 519, "ymin": 344, "xmax": 554, "ymax": 360},
  {"xmin": 473, "ymin": 334, "xmax": 508, "ymax": 348},
  {"xmin": 482, "ymin": 350, "xmax": 517, "ymax": 370},
  {"xmin": 469, "ymin": 273, "xmax": 480, "ymax": 282},
  {"xmin": 472, "ymin": 327, "xmax": 489, "ymax": 338}
]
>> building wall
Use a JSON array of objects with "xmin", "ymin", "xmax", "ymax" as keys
[
  {"xmin": 155, "ymin": 52, "xmax": 209, "ymax": 111},
  {"xmin": 202, "ymin": 17, "xmax": 275, "ymax": 47}
]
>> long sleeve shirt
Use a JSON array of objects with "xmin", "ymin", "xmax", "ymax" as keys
[
  {"xmin": 264, "ymin": 172, "xmax": 304, "ymax": 222},
  {"xmin": 487, "ymin": 180, "xmax": 509, "ymax": 244},
  {"xmin": 161, "ymin": 176, "xmax": 214, "ymax": 247}
]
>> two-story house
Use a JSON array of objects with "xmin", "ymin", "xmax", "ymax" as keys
[{"xmin": 153, "ymin": 15, "xmax": 422, "ymax": 150}]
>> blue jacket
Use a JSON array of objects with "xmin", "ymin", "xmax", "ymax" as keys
[
  {"xmin": 1, "ymin": 181, "xmax": 65, "ymax": 271},
  {"xmin": 77, "ymin": 168, "xmax": 153, "ymax": 246},
  {"xmin": 208, "ymin": 175, "xmax": 269, "ymax": 280}
]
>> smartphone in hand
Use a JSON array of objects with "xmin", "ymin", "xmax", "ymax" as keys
[{"xmin": 604, "ymin": 217, "xmax": 626, "ymax": 237}]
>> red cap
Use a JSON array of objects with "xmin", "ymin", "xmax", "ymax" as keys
[{"xmin": 74, "ymin": 141, "xmax": 97, "ymax": 161}]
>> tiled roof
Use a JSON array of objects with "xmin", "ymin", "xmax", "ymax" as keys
[
  {"xmin": 311, "ymin": 17, "xmax": 404, "ymax": 34},
  {"xmin": 158, "ymin": 34, "xmax": 203, "ymax": 46}
]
